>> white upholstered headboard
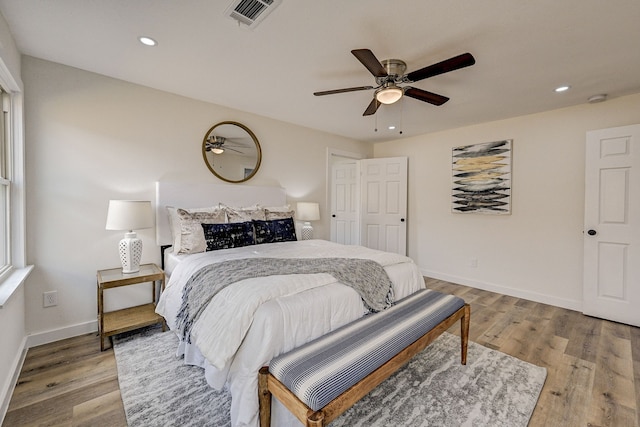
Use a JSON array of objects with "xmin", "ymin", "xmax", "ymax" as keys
[{"xmin": 155, "ymin": 181, "xmax": 287, "ymax": 246}]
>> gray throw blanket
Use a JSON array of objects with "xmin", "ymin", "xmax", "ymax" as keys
[{"xmin": 175, "ymin": 257, "xmax": 394, "ymax": 343}]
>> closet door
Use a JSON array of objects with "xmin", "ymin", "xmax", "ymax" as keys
[
  {"xmin": 360, "ymin": 157, "xmax": 408, "ymax": 255},
  {"xmin": 330, "ymin": 160, "xmax": 360, "ymax": 245},
  {"xmin": 583, "ymin": 124, "xmax": 640, "ymax": 327}
]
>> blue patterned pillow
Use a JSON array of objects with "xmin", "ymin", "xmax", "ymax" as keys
[
  {"xmin": 253, "ymin": 218, "xmax": 297, "ymax": 244},
  {"xmin": 201, "ymin": 222, "xmax": 255, "ymax": 251}
]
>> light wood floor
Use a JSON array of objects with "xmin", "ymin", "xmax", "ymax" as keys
[{"xmin": 3, "ymin": 279, "xmax": 640, "ymax": 426}]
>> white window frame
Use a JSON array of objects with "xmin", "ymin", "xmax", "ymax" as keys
[
  {"xmin": 0, "ymin": 89, "xmax": 12, "ymax": 278},
  {"xmin": 0, "ymin": 54, "xmax": 31, "ymax": 308}
]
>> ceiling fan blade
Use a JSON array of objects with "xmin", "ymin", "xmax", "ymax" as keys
[
  {"xmin": 404, "ymin": 87, "xmax": 450, "ymax": 105},
  {"xmin": 351, "ymin": 49, "xmax": 388, "ymax": 78},
  {"xmin": 314, "ymin": 86, "xmax": 374, "ymax": 96},
  {"xmin": 363, "ymin": 98, "xmax": 381, "ymax": 116},
  {"xmin": 405, "ymin": 52, "xmax": 476, "ymax": 83}
]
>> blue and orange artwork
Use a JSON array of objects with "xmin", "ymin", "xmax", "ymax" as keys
[{"xmin": 452, "ymin": 140, "xmax": 512, "ymax": 214}]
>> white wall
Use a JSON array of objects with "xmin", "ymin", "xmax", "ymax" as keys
[
  {"xmin": 22, "ymin": 56, "xmax": 371, "ymax": 342},
  {"xmin": 0, "ymin": 287, "xmax": 26, "ymax": 418},
  {"xmin": 0, "ymin": 12, "xmax": 20, "ymax": 82},
  {"xmin": 374, "ymin": 93, "xmax": 640, "ymax": 309}
]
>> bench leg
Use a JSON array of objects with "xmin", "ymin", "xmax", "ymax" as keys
[
  {"xmin": 258, "ymin": 367, "xmax": 271, "ymax": 427},
  {"xmin": 461, "ymin": 304, "xmax": 471, "ymax": 365},
  {"xmin": 307, "ymin": 411, "xmax": 325, "ymax": 427}
]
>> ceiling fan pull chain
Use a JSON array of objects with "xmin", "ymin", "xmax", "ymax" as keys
[
  {"xmin": 399, "ymin": 97, "xmax": 404, "ymax": 135},
  {"xmin": 374, "ymin": 110, "xmax": 378, "ymax": 132}
]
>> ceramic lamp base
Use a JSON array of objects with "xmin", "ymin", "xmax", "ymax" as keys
[
  {"xmin": 301, "ymin": 222, "xmax": 314, "ymax": 240},
  {"xmin": 119, "ymin": 231, "xmax": 142, "ymax": 273}
]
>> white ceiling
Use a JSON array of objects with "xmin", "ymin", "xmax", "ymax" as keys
[{"xmin": 1, "ymin": 0, "xmax": 639, "ymax": 142}]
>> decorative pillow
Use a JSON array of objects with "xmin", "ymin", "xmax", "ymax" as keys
[
  {"xmin": 168, "ymin": 206, "xmax": 222, "ymax": 245},
  {"xmin": 264, "ymin": 205, "xmax": 295, "ymax": 220},
  {"xmin": 174, "ymin": 208, "xmax": 226, "ymax": 254},
  {"xmin": 253, "ymin": 218, "xmax": 297, "ymax": 244},
  {"xmin": 222, "ymin": 204, "xmax": 267, "ymax": 222},
  {"xmin": 167, "ymin": 206, "xmax": 220, "ymax": 254},
  {"xmin": 201, "ymin": 222, "xmax": 255, "ymax": 251}
]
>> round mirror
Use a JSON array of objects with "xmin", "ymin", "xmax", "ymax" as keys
[{"xmin": 202, "ymin": 121, "xmax": 262, "ymax": 183}]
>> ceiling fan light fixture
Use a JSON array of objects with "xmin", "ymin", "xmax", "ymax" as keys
[
  {"xmin": 211, "ymin": 147, "xmax": 225, "ymax": 154},
  {"xmin": 375, "ymin": 86, "xmax": 403, "ymax": 104}
]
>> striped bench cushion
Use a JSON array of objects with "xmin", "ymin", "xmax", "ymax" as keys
[{"xmin": 269, "ymin": 288, "xmax": 465, "ymax": 411}]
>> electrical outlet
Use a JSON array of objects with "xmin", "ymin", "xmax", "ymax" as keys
[{"xmin": 43, "ymin": 290, "xmax": 58, "ymax": 307}]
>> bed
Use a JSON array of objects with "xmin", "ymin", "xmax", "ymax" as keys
[{"xmin": 153, "ymin": 182, "xmax": 425, "ymax": 427}]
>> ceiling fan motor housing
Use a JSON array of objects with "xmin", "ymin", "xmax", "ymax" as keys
[{"xmin": 375, "ymin": 59, "xmax": 407, "ymax": 85}]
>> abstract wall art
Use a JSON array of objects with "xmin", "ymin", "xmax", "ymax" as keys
[{"xmin": 452, "ymin": 139, "xmax": 512, "ymax": 214}]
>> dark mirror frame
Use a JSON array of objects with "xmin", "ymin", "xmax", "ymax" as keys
[{"xmin": 202, "ymin": 121, "xmax": 262, "ymax": 183}]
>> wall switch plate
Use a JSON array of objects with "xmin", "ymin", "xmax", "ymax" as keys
[{"xmin": 44, "ymin": 290, "xmax": 58, "ymax": 307}]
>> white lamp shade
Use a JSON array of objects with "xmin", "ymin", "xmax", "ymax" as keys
[
  {"xmin": 296, "ymin": 202, "xmax": 320, "ymax": 221},
  {"xmin": 105, "ymin": 200, "xmax": 154, "ymax": 231}
]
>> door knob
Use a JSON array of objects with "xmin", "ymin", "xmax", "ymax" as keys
[
  {"xmin": 400, "ymin": 218, "xmax": 405, "ymax": 222},
  {"xmin": 587, "ymin": 229, "xmax": 597, "ymax": 236},
  {"xmin": 332, "ymin": 214, "xmax": 336, "ymax": 218}
]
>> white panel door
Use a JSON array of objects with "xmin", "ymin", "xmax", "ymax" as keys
[
  {"xmin": 330, "ymin": 161, "xmax": 360, "ymax": 245},
  {"xmin": 583, "ymin": 124, "xmax": 640, "ymax": 327},
  {"xmin": 360, "ymin": 157, "xmax": 408, "ymax": 255}
]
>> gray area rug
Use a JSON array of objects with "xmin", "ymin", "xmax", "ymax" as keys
[{"xmin": 114, "ymin": 328, "xmax": 546, "ymax": 427}]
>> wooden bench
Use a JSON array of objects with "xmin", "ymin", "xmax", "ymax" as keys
[{"xmin": 258, "ymin": 289, "xmax": 470, "ymax": 427}]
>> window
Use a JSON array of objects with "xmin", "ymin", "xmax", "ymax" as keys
[
  {"xmin": 0, "ymin": 87, "xmax": 10, "ymax": 279},
  {"xmin": 0, "ymin": 48, "xmax": 29, "ymax": 308}
]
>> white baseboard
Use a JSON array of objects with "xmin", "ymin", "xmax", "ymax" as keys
[
  {"xmin": 422, "ymin": 269, "xmax": 583, "ymax": 312},
  {"xmin": 26, "ymin": 320, "xmax": 98, "ymax": 349},
  {"xmin": 0, "ymin": 336, "xmax": 27, "ymax": 426}
]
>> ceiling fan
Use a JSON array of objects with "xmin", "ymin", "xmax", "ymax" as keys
[
  {"xmin": 204, "ymin": 135, "xmax": 245, "ymax": 155},
  {"xmin": 314, "ymin": 49, "xmax": 476, "ymax": 116}
]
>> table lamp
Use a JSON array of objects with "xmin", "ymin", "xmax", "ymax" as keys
[
  {"xmin": 105, "ymin": 200, "xmax": 153, "ymax": 273},
  {"xmin": 296, "ymin": 202, "xmax": 320, "ymax": 240}
]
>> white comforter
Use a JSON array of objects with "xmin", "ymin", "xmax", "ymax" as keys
[{"xmin": 156, "ymin": 239, "xmax": 424, "ymax": 427}]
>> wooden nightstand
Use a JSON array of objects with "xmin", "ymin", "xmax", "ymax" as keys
[{"xmin": 97, "ymin": 263, "xmax": 166, "ymax": 351}]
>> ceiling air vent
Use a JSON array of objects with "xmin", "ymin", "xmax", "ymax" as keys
[{"xmin": 225, "ymin": 0, "xmax": 282, "ymax": 29}]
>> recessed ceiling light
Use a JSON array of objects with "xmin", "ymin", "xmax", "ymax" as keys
[
  {"xmin": 554, "ymin": 85, "xmax": 570, "ymax": 93},
  {"xmin": 138, "ymin": 36, "xmax": 157, "ymax": 47}
]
